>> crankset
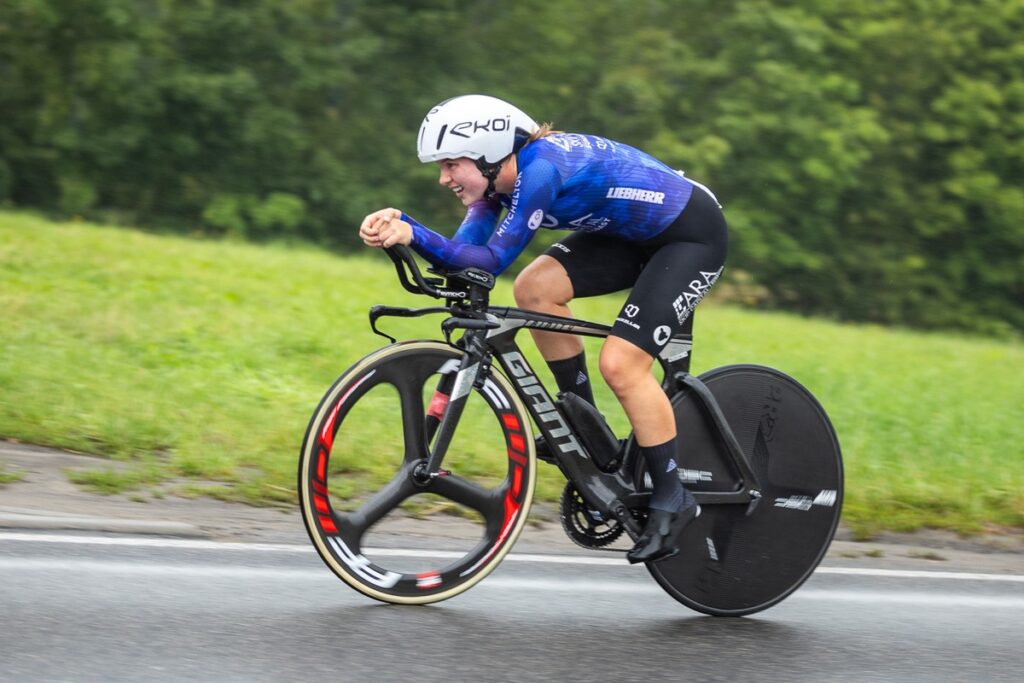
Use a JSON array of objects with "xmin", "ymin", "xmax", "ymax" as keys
[{"xmin": 559, "ymin": 482, "xmax": 645, "ymax": 550}]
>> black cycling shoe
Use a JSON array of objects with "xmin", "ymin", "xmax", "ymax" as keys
[{"xmin": 625, "ymin": 504, "xmax": 701, "ymax": 565}]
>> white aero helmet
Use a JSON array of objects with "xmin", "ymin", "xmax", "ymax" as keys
[{"xmin": 417, "ymin": 94, "xmax": 538, "ymax": 165}]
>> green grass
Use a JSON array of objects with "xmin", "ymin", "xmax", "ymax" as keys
[
  {"xmin": 1, "ymin": 211, "xmax": 1022, "ymax": 536},
  {"xmin": 0, "ymin": 463, "xmax": 25, "ymax": 486},
  {"xmin": 65, "ymin": 464, "xmax": 165, "ymax": 496}
]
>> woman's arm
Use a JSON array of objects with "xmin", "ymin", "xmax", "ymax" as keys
[{"xmin": 404, "ymin": 160, "xmax": 562, "ymax": 274}]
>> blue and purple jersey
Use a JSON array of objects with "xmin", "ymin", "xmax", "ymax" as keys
[{"xmin": 402, "ymin": 133, "xmax": 700, "ymax": 274}]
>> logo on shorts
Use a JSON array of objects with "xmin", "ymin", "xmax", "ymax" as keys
[
  {"xmin": 615, "ymin": 316, "xmax": 640, "ymax": 331},
  {"xmin": 624, "ymin": 304, "xmax": 639, "ymax": 318},
  {"xmin": 551, "ymin": 242, "xmax": 570, "ymax": 253},
  {"xmin": 528, "ymin": 209, "xmax": 545, "ymax": 230},
  {"xmin": 653, "ymin": 325, "xmax": 671, "ymax": 347},
  {"xmin": 671, "ymin": 267, "xmax": 723, "ymax": 324}
]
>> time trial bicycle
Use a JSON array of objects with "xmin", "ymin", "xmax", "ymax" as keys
[{"xmin": 298, "ymin": 245, "xmax": 843, "ymax": 616}]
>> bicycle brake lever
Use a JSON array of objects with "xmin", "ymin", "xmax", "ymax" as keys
[{"xmin": 369, "ymin": 305, "xmax": 398, "ymax": 343}]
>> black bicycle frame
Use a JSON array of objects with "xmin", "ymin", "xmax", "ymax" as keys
[
  {"xmin": 375, "ymin": 246, "xmax": 763, "ymax": 532},
  {"xmin": 486, "ymin": 317, "xmax": 641, "ymax": 529}
]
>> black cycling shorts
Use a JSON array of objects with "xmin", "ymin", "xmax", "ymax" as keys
[{"xmin": 543, "ymin": 186, "xmax": 728, "ymax": 357}]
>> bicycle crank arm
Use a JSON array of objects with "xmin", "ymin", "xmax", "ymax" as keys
[
  {"xmin": 557, "ymin": 455, "xmax": 643, "ymax": 537},
  {"xmin": 611, "ymin": 502, "xmax": 643, "ymax": 540}
]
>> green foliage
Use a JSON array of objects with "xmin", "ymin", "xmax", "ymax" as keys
[
  {"xmin": 202, "ymin": 193, "xmax": 250, "ymax": 236},
  {"xmin": 249, "ymin": 192, "xmax": 307, "ymax": 235},
  {"xmin": 201, "ymin": 192, "xmax": 307, "ymax": 238},
  {"xmin": 0, "ymin": 0, "xmax": 1021, "ymax": 334},
  {"xmin": 1, "ymin": 213, "xmax": 1022, "ymax": 534}
]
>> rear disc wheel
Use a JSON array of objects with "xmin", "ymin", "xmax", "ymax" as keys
[{"xmin": 643, "ymin": 364, "xmax": 843, "ymax": 616}]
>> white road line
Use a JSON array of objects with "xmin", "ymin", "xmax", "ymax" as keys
[
  {"xmin": 814, "ymin": 566, "xmax": 1024, "ymax": 582},
  {"xmin": 0, "ymin": 558, "xmax": 321, "ymax": 579},
  {"xmin": 0, "ymin": 532, "xmax": 308, "ymax": 553},
  {"xmin": 0, "ymin": 558, "xmax": 1022, "ymax": 609},
  {"xmin": 0, "ymin": 532, "xmax": 1021, "ymax": 583},
  {"xmin": 793, "ymin": 589, "xmax": 1024, "ymax": 609}
]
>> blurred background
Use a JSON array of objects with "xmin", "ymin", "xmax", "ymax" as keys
[
  {"xmin": 1, "ymin": 0, "xmax": 1021, "ymax": 537},
  {"xmin": 2, "ymin": 0, "xmax": 1021, "ymax": 334}
]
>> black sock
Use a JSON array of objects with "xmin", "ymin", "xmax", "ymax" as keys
[
  {"xmin": 546, "ymin": 351, "xmax": 596, "ymax": 407},
  {"xmin": 641, "ymin": 438, "xmax": 694, "ymax": 512}
]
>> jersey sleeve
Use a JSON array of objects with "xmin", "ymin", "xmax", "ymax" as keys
[
  {"xmin": 401, "ymin": 200, "xmax": 502, "ymax": 271},
  {"xmin": 403, "ymin": 159, "xmax": 562, "ymax": 275},
  {"xmin": 452, "ymin": 198, "xmax": 503, "ymax": 245}
]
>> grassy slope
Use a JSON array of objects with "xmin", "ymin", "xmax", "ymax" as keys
[{"xmin": 1, "ymin": 211, "xmax": 1021, "ymax": 536}]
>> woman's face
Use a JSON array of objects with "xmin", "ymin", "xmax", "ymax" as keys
[{"xmin": 437, "ymin": 158, "xmax": 488, "ymax": 205}]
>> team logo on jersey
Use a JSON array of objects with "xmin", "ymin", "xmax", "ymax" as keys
[
  {"xmin": 606, "ymin": 187, "xmax": 666, "ymax": 205},
  {"xmin": 496, "ymin": 174, "xmax": 524, "ymax": 236},
  {"xmin": 542, "ymin": 134, "xmax": 593, "ymax": 153},
  {"xmin": 568, "ymin": 213, "xmax": 611, "ymax": 232},
  {"xmin": 624, "ymin": 304, "xmax": 640, "ymax": 318},
  {"xmin": 528, "ymin": 209, "xmax": 545, "ymax": 230}
]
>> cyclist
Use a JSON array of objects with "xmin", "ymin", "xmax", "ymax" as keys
[{"xmin": 359, "ymin": 94, "xmax": 727, "ymax": 563}]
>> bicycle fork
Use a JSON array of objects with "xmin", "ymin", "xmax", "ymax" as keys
[{"xmin": 414, "ymin": 331, "xmax": 491, "ymax": 485}]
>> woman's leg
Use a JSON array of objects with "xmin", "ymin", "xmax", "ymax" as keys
[
  {"xmin": 513, "ymin": 256, "xmax": 598, "ymax": 405},
  {"xmin": 598, "ymin": 337, "xmax": 674, "ymax": 445},
  {"xmin": 520, "ymin": 236, "xmax": 649, "ymax": 405},
  {"xmin": 513, "ymin": 255, "xmax": 583, "ymax": 362},
  {"xmin": 604, "ymin": 235, "xmax": 726, "ymax": 562},
  {"xmin": 599, "ymin": 336, "xmax": 690, "ymax": 513}
]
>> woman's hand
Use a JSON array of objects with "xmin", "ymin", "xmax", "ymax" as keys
[{"xmin": 359, "ymin": 208, "xmax": 413, "ymax": 249}]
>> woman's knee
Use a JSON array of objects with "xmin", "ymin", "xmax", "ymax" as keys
[
  {"xmin": 513, "ymin": 256, "xmax": 573, "ymax": 308},
  {"xmin": 599, "ymin": 338, "xmax": 653, "ymax": 395}
]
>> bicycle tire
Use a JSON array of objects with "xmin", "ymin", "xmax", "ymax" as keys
[
  {"xmin": 643, "ymin": 364, "xmax": 843, "ymax": 616},
  {"xmin": 298, "ymin": 341, "xmax": 536, "ymax": 604}
]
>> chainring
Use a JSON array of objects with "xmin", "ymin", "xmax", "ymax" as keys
[{"xmin": 559, "ymin": 482, "xmax": 626, "ymax": 549}]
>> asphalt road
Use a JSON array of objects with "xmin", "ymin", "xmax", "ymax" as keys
[{"xmin": 1, "ymin": 531, "xmax": 1022, "ymax": 683}]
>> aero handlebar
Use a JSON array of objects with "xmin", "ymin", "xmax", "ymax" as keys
[
  {"xmin": 384, "ymin": 245, "xmax": 444, "ymax": 298},
  {"xmin": 384, "ymin": 245, "xmax": 495, "ymax": 300}
]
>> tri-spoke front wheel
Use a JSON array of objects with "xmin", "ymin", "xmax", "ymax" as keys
[{"xmin": 298, "ymin": 341, "xmax": 535, "ymax": 604}]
